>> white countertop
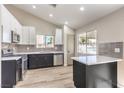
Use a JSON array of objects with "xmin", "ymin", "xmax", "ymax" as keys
[
  {"xmin": 2, "ymin": 56, "xmax": 22, "ymax": 61},
  {"xmin": 71, "ymin": 55, "xmax": 123, "ymax": 65},
  {"xmin": 14, "ymin": 51, "xmax": 64, "ymax": 55}
]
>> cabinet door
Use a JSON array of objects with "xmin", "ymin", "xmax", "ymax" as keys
[
  {"xmin": 28, "ymin": 54, "xmax": 46, "ymax": 69},
  {"xmin": 28, "ymin": 54, "xmax": 53, "ymax": 69},
  {"xmin": 10, "ymin": 14, "xmax": 18, "ymax": 33},
  {"xmin": 22, "ymin": 27, "xmax": 29, "ymax": 44},
  {"xmin": 29, "ymin": 27, "xmax": 36, "ymax": 45},
  {"xmin": 18, "ymin": 23, "xmax": 22, "ymax": 44},
  {"xmin": 14, "ymin": 19, "xmax": 19, "ymax": 34},
  {"xmin": 2, "ymin": 60, "xmax": 16, "ymax": 88},
  {"xmin": 36, "ymin": 55, "xmax": 46, "ymax": 68},
  {"xmin": 10, "ymin": 14, "xmax": 16, "ymax": 31},
  {"xmin": 1, "ymin": 5, "xmax": 11, "ymax": 43},
  {"xmin": 73, "ymin": 61, "xmax": 86, "ymax": 88},
  {"xmin": 55, "ymin": 28, "xmax": 63, "ymax": 45},
  {"xmin": 45, "ymin": 54, "xmax": 53, "ymax": 67},
  {"xmin": 28, "ymin": 54, "xmax": 38, "ymax": 69}
]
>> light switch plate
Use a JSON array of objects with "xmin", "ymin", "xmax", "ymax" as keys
[{"xmin": 114, "ymin": 48, "xmax": 120, "ymax": 53}]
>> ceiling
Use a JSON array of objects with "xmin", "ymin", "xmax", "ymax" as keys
[{"xmin": 13, "ymin": 4, "xmax": 124, "ymax": 30}]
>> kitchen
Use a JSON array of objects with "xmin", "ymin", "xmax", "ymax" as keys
[{"xmin": 1, "ymin": 4, "xmax": 124, "ymax": 88}]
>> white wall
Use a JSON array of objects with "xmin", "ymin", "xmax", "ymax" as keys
[
  {"xmin": 5, "ymin": 5, "xmax": 58, "ymax": 35},
  {"xmin": 63, "ymin": 25, "xmax": 75, "ymax": 66},
  {"xmin": 76, "ymin": 7, "xmax": 124, "ymax": 44},
  {"xmin": 76, "ymin": 7, "xmax": 124, "ymax": 87}
]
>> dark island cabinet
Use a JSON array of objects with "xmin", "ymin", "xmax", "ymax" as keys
[
  {"xmin": 28, "ymin": 54, "xmax": 53, "ymax": 69},
  {"xmin": 73, "ymin": 60, "xmax": 117, "ymax": 88},
  {"xmin": 73, "ymin": 60, "xmax": 86, "ymax": 88}
]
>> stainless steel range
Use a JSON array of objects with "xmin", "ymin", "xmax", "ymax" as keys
[{"xmin": 2, "ymin": 49, "xmax": 28, "ymax": 79}]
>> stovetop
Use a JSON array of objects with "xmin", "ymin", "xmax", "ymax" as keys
[{"xmin": 2, "ymin": 49, "xmax": 26, "ymax": 57}]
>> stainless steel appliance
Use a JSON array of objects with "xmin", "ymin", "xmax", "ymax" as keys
[
  {"xmin": 2, "ymin": 49, "xmax": 22, "ymax": 87},
  {"xmin": 54, "ymin": 53, "xmax": 63, "ymax": 66},
  {"xmin": 11, "ymin": 31, "xmax": 20, "ymax": 43},
  {"xmin": 21, "ymin": 54, "xmax": 28, "ymax": 78},
  {"xmin": 16, "ymin": 59, "xmax": 22, "ymax": 81},
  {"xmin": 2, "ymin": 49, "xmax": 27, "ymax": 80}
]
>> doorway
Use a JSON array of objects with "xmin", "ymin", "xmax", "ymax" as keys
[{"xmin": 67, "ymin": 34, "xmax": 75, "ymax": 65}]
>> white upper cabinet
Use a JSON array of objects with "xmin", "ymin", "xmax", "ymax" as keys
[
  {"xmin": 21, "ymin": 26, "xmax": 36, "ymax": 45},
  {"xmin": 1, "ymin": 5, "xmax": 36, "ymax": 45},
  {"xmin": 18, "ymin": 23, "xmax": 22, "ymax": 44},
  {"xmin": 22, "ymin": 26, "xmax": 29, "ymax": 45},
  {"xmin": 1, "ymin": 5, "xmax": 11, "ymax": 43},
  {"xmin": 1, "ymin": 5, "xmax": 22, "ymax": 43},
  {"xmin": 10, "ymin": 15, "xmax": 15, "ymax": 31},
  {"xmin": 55, "ymin": 28, "xmax": 63, "ymax": 45},
  {"xmin": 29, "ymin": 27, "xmax": 36, "ymax": 45},
  {"xmin": 11, "ymin": 12, "xmax": 22, "ymax": 34}
]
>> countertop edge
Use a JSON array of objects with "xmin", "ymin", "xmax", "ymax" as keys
[
  {"xmin": 2, "ymin": 56, "xmax": 22, "ymax": 61},
  {"xmin": 14, "ymin": 51, "xmax": 64, "ymax": 55},
  {"xmin": 71, "ymin": 56, "xmax": 123, "ymax": 66}
]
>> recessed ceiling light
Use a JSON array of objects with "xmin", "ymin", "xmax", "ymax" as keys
[
  {"xmin": 65, "ymin": 21, "xmax": 68, "ymax": 25},
  {"xmin": 32, "ymin": 5, "xmax": 36, "ymax": 9},
  {"xmin": 49, "ymin": 14, "xmax": 53, "ymax": 17},
  {"xmin": 80, "ymin": 6, "xmax": 84, "ymax": 11}
]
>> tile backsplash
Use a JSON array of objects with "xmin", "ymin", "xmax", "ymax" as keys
[
  {"xmin": 2, "ymin": 43, "xmax": 63, "ymax": 53},
  {"xmin": 2, "ymin": 43, "xmax": 16, "ymax": 51},
  {"xmin": 98, "ymin": 42, "xmax": 123, "ymax": 58},
  {"xmin": 15, "ymin": 45, "xmax": 63, "ymax": 52},
  {"xmin": 2, "ymin": 42, "xmax": 123, "ymax": 59}
]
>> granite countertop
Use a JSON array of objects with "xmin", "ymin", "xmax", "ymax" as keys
[
  {"xmin": 71, "ymin": 55, "xmax": 123, "ymax": 65},
  {"xmin": 14, "ymin": 51, "xmax": 64, "ymax": 55},
  {"xmin": 2, "ymin": 56, "xmax": 22, "ymax": 61}
]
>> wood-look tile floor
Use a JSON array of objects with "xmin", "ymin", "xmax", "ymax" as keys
[{"xmin": 16, "ymin": 66, "xmax": 75, "ymax": 88}]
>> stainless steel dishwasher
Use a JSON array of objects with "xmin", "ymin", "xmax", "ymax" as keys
[{"xmin": 54, "ymin": 53, "xmax": 64, "ymax": 66}]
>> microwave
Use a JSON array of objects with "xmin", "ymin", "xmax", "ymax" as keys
[{"xmin": 11, "ymin": 31, "xmax": 20, "ymax": 43}]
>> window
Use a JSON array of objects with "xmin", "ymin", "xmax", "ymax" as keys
[
  {"xmin": 78, "ymin": 30, "xmax": 97, "ymax": 54},
  {"xmin": 45, "ymin": 36, "xmax": 54, "ymax": 48},
  {"xmin": 78, "ymin": 33, "xmax": 87, "ymax": 54},
  {"xmin": 36, "ymin": 35, "xmax": 54, "ymax": 48},
  {"xmin": 36, "ymin": 35, "xmax": 45, "ymax": 48},
  {"xmin": 87, "ymin": 31, "xmax": 97, "ymax": 54}
]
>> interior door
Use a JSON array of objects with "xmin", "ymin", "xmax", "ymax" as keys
[{"xmin": 67, "ymin": 35, "xmax": 75, "ymax": 65}]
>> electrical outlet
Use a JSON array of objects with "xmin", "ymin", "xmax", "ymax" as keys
[{"xmin": 114, "ymin": 48, "xmax": 120, "ymax": 53}]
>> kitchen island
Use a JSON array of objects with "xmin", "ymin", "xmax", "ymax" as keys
[{"xmin": 71, "ymin": 55, "xmax": 122, "ymax": 88}]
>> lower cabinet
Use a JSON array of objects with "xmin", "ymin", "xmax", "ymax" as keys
[
  {"xmin": 73, "ymin": 60, "xmax": 86, "ymax": 88},
  {"xmin": 73, "ymin": 60, "xmax": 117, "ymax": 88},
  {"xmin": 28, "ymin": 54, "xmax": 53, "ymax": 69},
  {"xmin": 2, "ymin": 58, "xmax": 22, "ymax": 88}
]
